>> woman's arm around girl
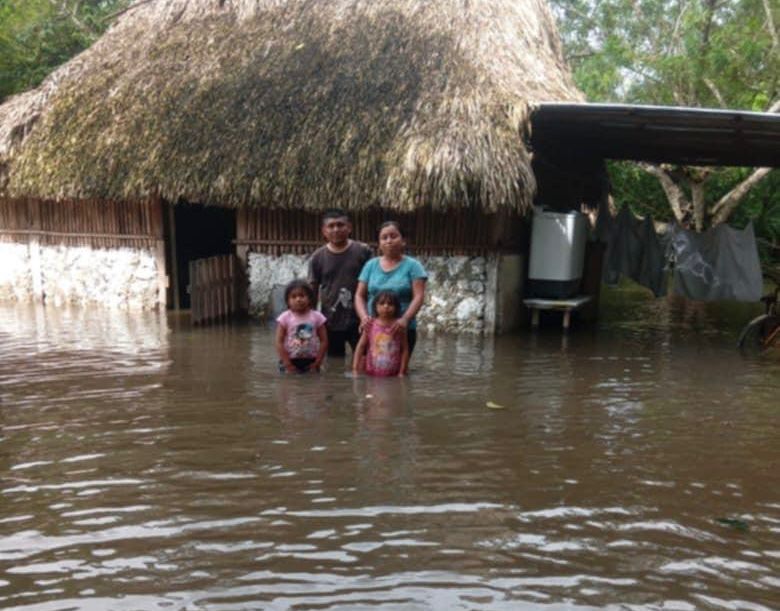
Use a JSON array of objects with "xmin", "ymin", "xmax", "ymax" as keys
[
  {"xmin": 352, "ymin": 329, "xmax": 368, "ymax": 374},
  {"xmin": 398, "ymin": 329, "xmax": 410, "ymax": 376}
]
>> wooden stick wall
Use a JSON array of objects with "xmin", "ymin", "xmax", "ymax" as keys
[
  {"xmin": 236, "ymin": 206, "xmax": 526, "ymax": 257},
  {"xmin": 1, "ymin": 198, "xmax": 526, "ymax": 256},
  {"xmin": 0, "ymin": 197, "xmax": 164, "ymax": 248}
]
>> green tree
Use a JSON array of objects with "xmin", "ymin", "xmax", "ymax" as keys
[
  {"xmin": 0, "ymin": 0, "xmax": 128, "ymax": 101},
  {"xmin": 551, "ymin": 0, "xmax": 778, "ymax": 247}
]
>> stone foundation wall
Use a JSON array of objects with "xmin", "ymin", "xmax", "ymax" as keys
[
  {"xmin": 0, "ymin": 242, "xmax": 160, "ymax": 309},
  {"xmin": 247, "ymin": 252, "xmax": 503, "ymax": 334},
  {"xmin": 248, "ymin": 254, "xmax": 309, "ymax": 319},
  {"xmin": 0, "ymin": 243, "xmax": 34, "ymax": 301},
  {"xmin": 416, "ymin": 256, "xmax": 490, "ymax": 334}
]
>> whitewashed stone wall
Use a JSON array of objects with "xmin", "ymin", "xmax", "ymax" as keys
[
  {"xmin": 0, "ymin": 243, "xmax": 34, "ymax": 301},
  {"xmin": 248, "ymin": 253, "xmax": 309, "ymax": 318},
  {"xmin": 416, "ymin": 255, "xmax": 491, "ymax": 334},
  {"xmin": 248, "ymin": 252, "xmax": 498, "ymax": 334},
  {"xmin": 0, "ymin": 242, "xmax": 160, "ymax": 309}
]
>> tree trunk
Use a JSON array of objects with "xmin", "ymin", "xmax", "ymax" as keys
[
  {"xmin": 691, "ymin": 180, "xmax": 707, "ymax": 232},
  {"xmin": 640, "ymin": 164, "xmax": 689, "ymax": 225}
]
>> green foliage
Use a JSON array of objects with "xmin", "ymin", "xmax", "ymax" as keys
[
  {"xmin": 551, "ymin": 0, "xmax": 779, "ymax": 260},
  {"xmin": 607, "ymin": 160, "xmax": 670, "ymax": 219},
  {"xmin": 551, "ymin": 0, "xmax": 778, "ymax": 110},
  {"xmin": 0, "ymin": 0, "xmax": 128, "ymax": 101},
  {"xmin": 728, "ymin": 169, "xmax": 780, "ymax": 260}
]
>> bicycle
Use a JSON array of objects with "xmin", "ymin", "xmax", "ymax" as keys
[{"xmin": 737, "ymin": 267, "xmax": 780, "ymax": 352}]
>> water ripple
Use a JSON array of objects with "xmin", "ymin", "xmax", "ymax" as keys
[{"xmin": 0, "ymin": 301, "xmax": 778, "ymax": 610}]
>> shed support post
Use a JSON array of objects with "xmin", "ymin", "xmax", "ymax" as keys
[
  {"xmin": 235, "ymin": 208, "xmax": 249, "ymax": 312},
  {"xmin": 167, "ymin": 202, "xmax": 180, "ymax": 311}
]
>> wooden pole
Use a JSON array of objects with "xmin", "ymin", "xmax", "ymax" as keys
[
  {"xmin": 167, "ymin": 201, "xmax": 180, "ymax": 311},
  {"xmin": 151, "ymin": 197, "xmax": 168, "ymax": 310},
  {"xmin": 235, "ymin": 208, "xmax": 249, "ymax": 312}
]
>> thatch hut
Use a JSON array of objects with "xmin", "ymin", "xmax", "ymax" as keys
[{"xmin": 0, "ymin": 0, "xmax": 586, "ymax": 333}]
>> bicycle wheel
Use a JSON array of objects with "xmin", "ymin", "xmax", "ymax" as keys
[
  {"xmin": 764, "ymin": 319, "xmax": 780, "ymax": 349},
  {"xmin": 738, "ymin": 314, "xmax": 778, "ymax": 352}
]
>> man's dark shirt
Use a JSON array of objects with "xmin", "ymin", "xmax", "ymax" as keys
[{"xmin": 308, "ymin": 241, "xmax": 373, "ymax": 331}]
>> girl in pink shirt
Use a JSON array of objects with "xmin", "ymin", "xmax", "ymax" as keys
[
  {"xmin": 275, "ymin": 280, "xmax": 328, "ymax": 373},
  {"xmin": 353, "ymin": 290, "xmax": 409, "ymax": 377}
]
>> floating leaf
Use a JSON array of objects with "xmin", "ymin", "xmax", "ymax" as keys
[
  {"xmin": 486, "ymin": 401, "xmax": 505, "ymax": 410},
  {"xmin": 716, "ymin": 517, "xmax": 749, "ymax": 532}
]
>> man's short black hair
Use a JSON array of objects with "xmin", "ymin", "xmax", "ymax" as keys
[{"xmin": 322, "ymin": 208, "xmax": 350, "ymax": 224}]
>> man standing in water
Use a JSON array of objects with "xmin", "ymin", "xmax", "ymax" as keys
[{"xmin": 309, "ymin": 209, "xmax": 373, "ymax": 359}]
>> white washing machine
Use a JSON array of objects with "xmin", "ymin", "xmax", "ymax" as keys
[{"xmin": 527, "ymin": 208, "xmax": 588, "ymax": 298}]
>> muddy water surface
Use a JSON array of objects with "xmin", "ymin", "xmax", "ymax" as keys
[{"xmin": 0, "ymin": 293, "xmax": 778, "ymax": 610}]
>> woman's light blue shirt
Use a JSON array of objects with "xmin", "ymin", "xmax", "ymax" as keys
[{"xmin": 358, "ymin": 256, "xmax": 428, "ymax": 329}]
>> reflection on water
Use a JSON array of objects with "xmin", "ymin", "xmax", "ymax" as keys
[{"xmin": 0, "ymin": 293, "xmax": 778, "ymax": 610}]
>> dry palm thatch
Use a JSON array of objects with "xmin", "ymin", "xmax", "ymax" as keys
[{"xmin": 0, "ymin": 0, "xmax": 581, "ymax": 212}]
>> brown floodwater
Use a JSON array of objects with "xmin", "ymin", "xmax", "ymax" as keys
[{"xmin": 0, "ymin": 290, "xmax": 778, "ymax": 610}]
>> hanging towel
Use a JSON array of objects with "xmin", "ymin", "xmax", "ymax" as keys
[{"xmin": 670, "ymin": 222, "xmax": 762, "ymax": 302}]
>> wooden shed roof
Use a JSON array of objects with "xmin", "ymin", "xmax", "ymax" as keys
[{"xmin": 530, "ymin": 103, "xmax": 780, "ymax": 168}]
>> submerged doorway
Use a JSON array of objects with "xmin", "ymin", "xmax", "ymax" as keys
[{"xmin": 166, "ymin": 202, "xmax": 236, "ymax": 310}]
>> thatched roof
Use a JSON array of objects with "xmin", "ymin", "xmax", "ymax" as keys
[{"xmin": 0, "ymin": 0, "xmax": 581, "ymax": 212}]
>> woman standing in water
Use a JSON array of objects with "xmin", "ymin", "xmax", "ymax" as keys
[{"xmin": 355, "ymin": 221, "xmax": 427, "ymax": 357}]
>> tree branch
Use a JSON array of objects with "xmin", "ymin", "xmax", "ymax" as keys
[
  {"xmin": 703, "ymin": 78, "xmax": 726, "ymax": 108},
  {"xmin": 102, "ymin": 0, "xmax": 156, "ymax": 23},
  {"xmin": 710, "ymin": 167, "xmax": 774, "ymax": 225},
  {"xmin": 701, "ymin": 0, "xmax": 720, "ymax": 46},
  {"xmin": 59, "ymin": 0, "xmax": 95, "ymax": 37},
  {"xmin": 640, "ymin": 163, "xmax": 689, "ymax": 225},
  {"xmin": 667, "ymin": 1, "xmax": 691, "ymax": 57},
  {"xmin": 621, "ymin": 64, "xmax": 665, "ymax": 86},
  {"xmin": 762, "ymin": 0, "xmax": 779, "ymax": 50},
  {"xmin": 566, "ymin": 51, "xmax": 599, "ymax": 61}
]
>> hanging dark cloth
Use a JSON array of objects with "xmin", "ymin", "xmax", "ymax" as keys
[
  {"xmin": 669, "ymin": 222, "xmax": 762, "ymax": 302},
  {"xmin": 599, "ymin": 207, "xmax": 668, "ymax": 298}
]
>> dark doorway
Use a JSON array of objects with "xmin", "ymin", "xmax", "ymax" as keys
[{"xmin": 166, "ymin": 203, "xmax": 236, "ymax": 309}]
